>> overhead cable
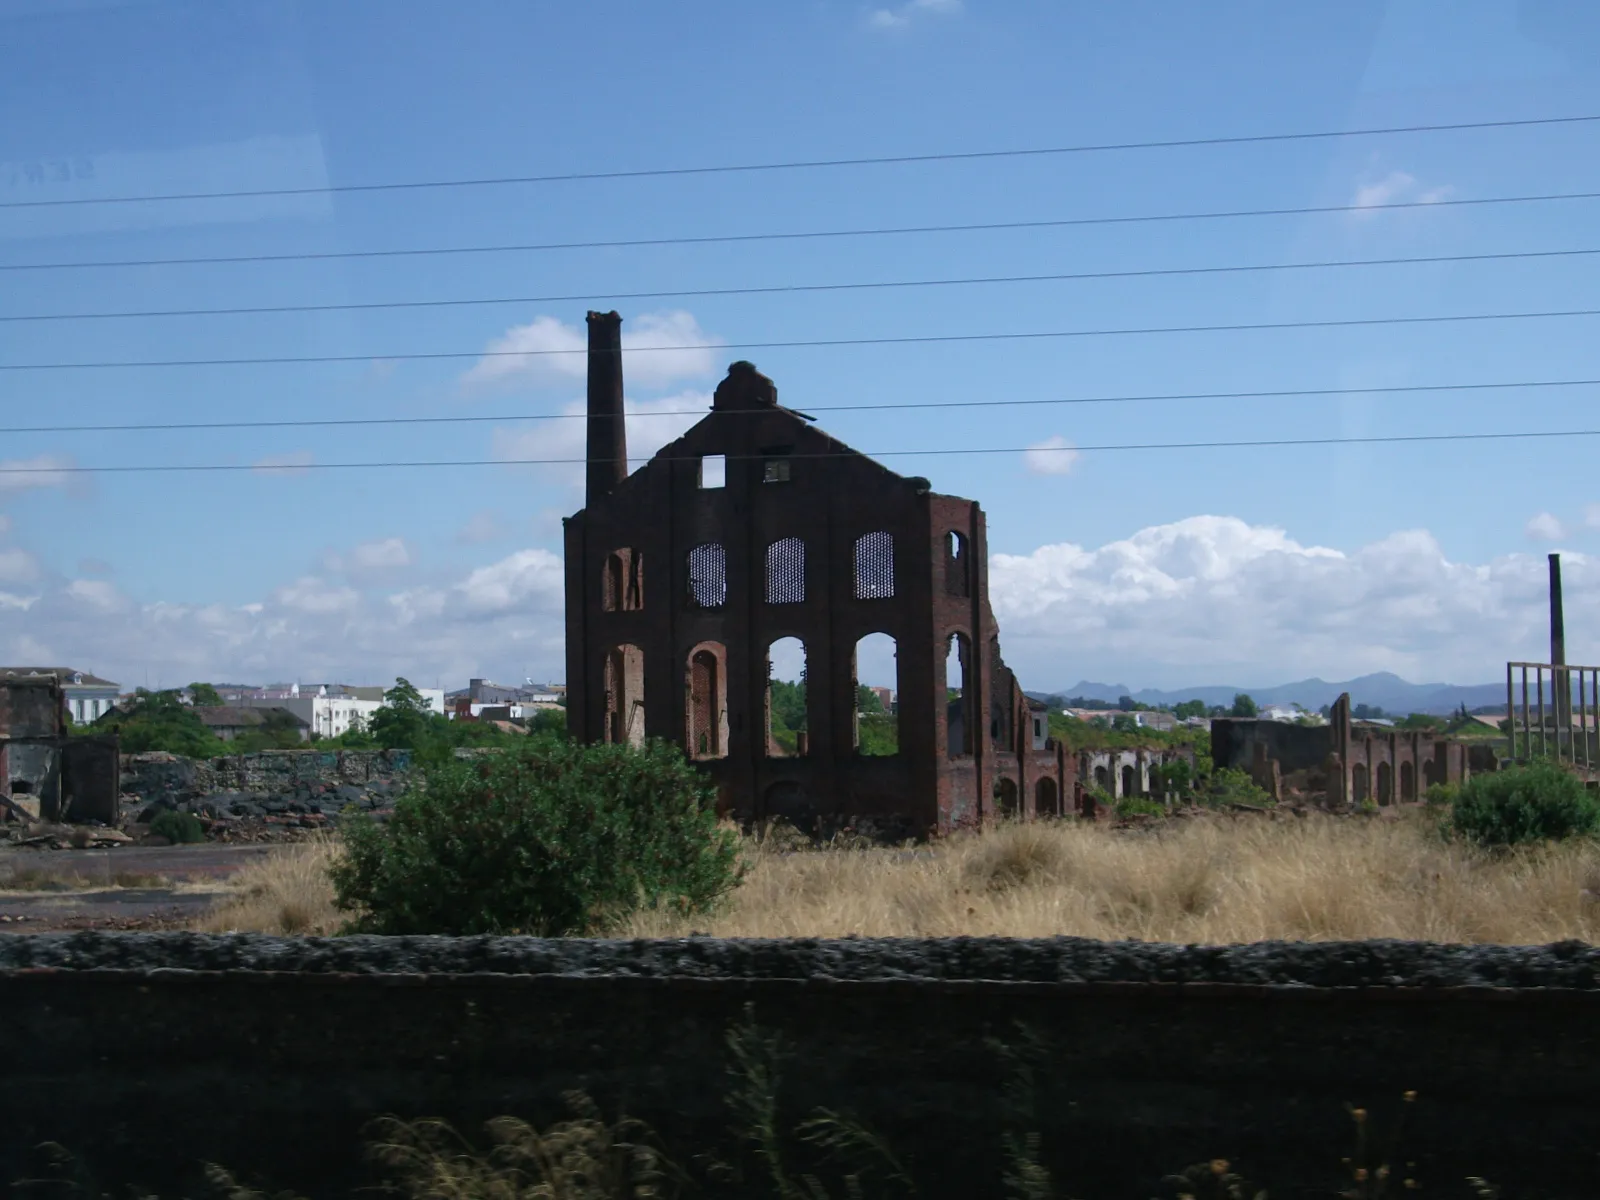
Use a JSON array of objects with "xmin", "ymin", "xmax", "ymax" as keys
[
  {"xmin": 3, "ymin": 190, "xmax": 1596, "ymax": 272},
  {"xmin": 3, "ymin": 307, "xmax": 1596, "ymax": 371},
  {"xmin": 2, "ymin": 246, "xmax": 1593, "ymax": 324},
  {"xmin": 2, "ymin": 114, "xmax": 1593, "ymax": 210}
]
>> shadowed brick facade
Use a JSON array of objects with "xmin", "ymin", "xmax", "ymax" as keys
[{"xmin": 564, "ymin": 311, "xmax": 1068, "ymax": 834}]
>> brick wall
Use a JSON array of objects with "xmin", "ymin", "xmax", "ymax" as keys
[{"xmin": 0, "ymin": 936, "xmax": 1596, "ymax": 1198}]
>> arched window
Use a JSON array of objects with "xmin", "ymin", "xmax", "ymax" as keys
[
  {"xmin": 1352, "ymin": 765, "xmax": 1370, "ymax": 804},
  {"xmin": 854, "ymin": 633, "xmax": 898, "ymax": 756},
  {"xmin": 944, "ymin": 531, "xmax": 969, "ymax": 598},
  {"xmin": 994, "ymin": 777, "xmax": 1019, "ymax": 818},
  {"xmin": 687, "ymin": 543, "xmax": 726, "ymax": 609},
  {"xmin": 766, "ymin": 637, "xmax": 807, "ymax": 757},
  {"xmin": 765, "ymin": 537, "xmax": 806, "ymax": 604},
  {"xmin": 686, "ymin": 643, "xmax": 728, "ymax": 759},
  {"xmin": 1121, "ymin": 764, "xmax": 1137, "ymax": 798},
  {"xmin": 1400, "ymin": 761, "xmax": 1416, "ymax": 802},
  {"xmin": 1035, "ymin": 777, "xmax": 1059, "ymax": 817},
  {"xmin": 1377, "ymin": 761, "xmax": 1393, "ymax": 806},
  {"xmin": 602, "ymin": 644, "xmax": 645, "ymax": 748},
  {"xmin": 945, "ymin": 632, "xmax": 972, "ymax": 758},
  {"xmin": 853, "ymin": 531, "xmax": 895, "ymax": 599},
  {"xmin": 602, "ymin": 549, "xmax": 644, "ymax": 612}
]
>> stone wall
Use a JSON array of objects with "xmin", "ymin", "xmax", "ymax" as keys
[
  {"xmin": 120, "ymin": 749, "xmax": 414, "ymax": 801},
  {"xmin": 1, "ymin": 935, "xmax": 1596, "ymax": 1199}
]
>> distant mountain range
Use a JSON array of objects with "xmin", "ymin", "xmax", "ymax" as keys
[{"xmin": 1032, "ymin": 672, "xmax": 1507, "ymax": 716}]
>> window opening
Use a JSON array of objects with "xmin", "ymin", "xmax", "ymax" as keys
[
  {"xmin": 944, "ymin": 531, "xmax": 969, "ymax": 597},
  {"xmin": 764, "ymin": 537, "xmax": 805, "ymax": 604},
  {"xmin": 994, "ymin": 777, "xmax": 1019, "ymax": 817},
  {"xmin": 601, "ymin": 644, "xmax": 645, "ymax": 748},
  {"xmin": 853, "ymin": 531, "xmax": 895, "ymax": 599},
  {"xmin": 687, "ymin": 645, "xmax": 728, "ymax": 759},
  {"xmin": 766, "ymin": 637, "xmax": 808, "ymax": 757},
  {"xmin": 699, "ymin": 454, "xmax": 726, "ymax": 489},
  {"xmin": 945, "ymin": 632, "xmax": 972, "ymax": 758},
  {"xmin": 762, "ymin": 459, "xmax": 791, "ymax": 483},
  {"xmin": 853, "ymin": 633, "xmax": 899, "ymax": 756},
  {"xmin": 687, "ymin": 543, "xmax": 727, "ymax": 608}
]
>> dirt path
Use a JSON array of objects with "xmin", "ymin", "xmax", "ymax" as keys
[{"xmin": 0, "ymin": 844, "xmax": 273, "ymax": 932}]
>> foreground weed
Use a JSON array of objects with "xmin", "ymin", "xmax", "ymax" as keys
[
  {"xmin": 1157, "ymin": 1159, "xmax": 1265, "ymax": 1200},
  {"xmin": 364, "ymin": 1092, "xmax": 677, "ymax": 1200}
]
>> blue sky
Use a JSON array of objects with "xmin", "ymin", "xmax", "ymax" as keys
[{"xmin": 1, "ymin": 0, "xmax": 1597, "ymax": 692}]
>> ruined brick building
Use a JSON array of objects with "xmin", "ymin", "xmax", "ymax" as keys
[
  {"xmin": 1211, "ymin": 692, "xmax": 1492, "ymax": 806},
  {"xmin": 564, "ymin": 312, "xmax": 1069, "ymax": 834}
]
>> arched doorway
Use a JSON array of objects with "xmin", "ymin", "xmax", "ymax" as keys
[
  {"xmin": 1035, "ymin": 777, "xmax": 1059, "ymax": 817},
  {"xmin": 1121, "ymin": 764, "xmax": 1137, "ymax": 798},
  {"xmin": 994, "ymin": 776, "xmax": 1019, "ymax": 818},
  {"xmin": 1094, "ymin": 764, "xmax": 1110, "ymax": 791},
  {"xmin": 1400, "ymin": 761, "xmax": 1416, "ymax": 802},
  {"xmin": 1352, "ymin": 766, "xmax": 1370, "ymax": 805},
  {"xmin": 1377, "ymin": 762, "xmax": 1393, "ymax": 806},
  {"xmin": 686, "ymin": 643, "xmax": 728, "ymax": 760}
]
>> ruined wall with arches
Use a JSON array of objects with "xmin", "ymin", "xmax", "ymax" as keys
[{"xmin": 565, "ymin": 337, "xmax": 1067, "ymax": 836}]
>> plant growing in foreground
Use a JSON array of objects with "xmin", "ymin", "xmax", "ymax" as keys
[
  {"xmin": 1446, "ymin": 760, "xmax": 1600, "ymax": 846},
  {"xmin": 148, "ymin": 809, "xmax": 205, "ymax": 845},
  {"xmin": 330, "ymin": 736, "xmax": 741, "ymax": 935}
]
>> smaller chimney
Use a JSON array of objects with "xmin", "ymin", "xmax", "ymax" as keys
[
  {"xmin": 1550, "ymin": 553, "xmax": 1566, "ymax": 667},
  {"xmin": 585, "ymin": 311, "xmax": 627, "ymax": 506}
]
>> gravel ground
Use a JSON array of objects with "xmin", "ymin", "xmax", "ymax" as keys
[{"xmin": 0, "ymin": 932, "xmax": 1595, "ymax": 987}]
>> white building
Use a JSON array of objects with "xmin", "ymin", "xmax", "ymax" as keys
[
  {"xmin": 240, "ymin": 682, "xmax": 445, "ymax": 739},
  {"xmin": 0, "ymin": 668, "xmax": 120, "ymax": 725}
]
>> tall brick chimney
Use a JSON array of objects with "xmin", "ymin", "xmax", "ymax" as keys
[{"xmin": 585, "ymin": 310, "xmax": 627, "ymax": 506}]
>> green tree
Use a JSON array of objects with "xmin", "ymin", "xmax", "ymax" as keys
[
  {"xmin": 856, "ymin": 685, "xmax": 885, "ymax": 715},
  {"xmin": 188, "ymin": 682, "xmax": 223, "ymax": 707},
  {"xmin": 94, "ymin": 689, "xmax": 229, "ymax": 757},
  {"xmin": 331, "ymin": 737, "xmax": 741, "ymax": 936},
  {"xmin": 1230, "ymin": 693, "xmax": 1258, "ymax": 718},
  {"xmin": 364, "ymin": 678, "xmax": 436, "ymax": 751},
  {"xmin": 1173, "ymin": 699, "xmax": 1207, "ymax": 720}
]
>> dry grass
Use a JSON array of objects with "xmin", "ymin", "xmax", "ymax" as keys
[
  {"xmin": 625, "ymin": 813, "xmax": 1600, "ymax": 944},
  {"xmin": 194, "ymin": 836, "xmax": 346, "ymax": 935},
  {"xmin": 190, "ymin": 815, "xmax": 1600, "ymax": 945}
]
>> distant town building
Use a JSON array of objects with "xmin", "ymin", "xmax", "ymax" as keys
[
  {"xmin": 233, "ymin": 682, "xmax": 444, "ymax": 739},
  {"xmin": 0, "ymin": 668, "xmax": 120, "ymax": 726},
  {"xmin": 194, "ymin": 706, "xmax": 310, "ymax": 742}
]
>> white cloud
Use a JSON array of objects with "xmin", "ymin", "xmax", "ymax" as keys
[
  {"xmin": 252, "ymin": 450, "xmax": 315, "ymax": 477},
  {"xmin": 1023, "ymin": 435, "xmax": 1080, "ymax": 476},
  {"xmin": 1585, "ymin": 503, "xmax": 1600, "ymax": 530},
  {"xmin": 869, "ymin": 0, "xmax": 961, "ymax": 29},
  {"xmin": 462, "ymin": 310, "xmax": 721, "ymax": 390},
  {"xmin": 989, "ymin": 515, "xmax": 1594, "ymax": 685},
  {"xmin": 0, "ymin": 514, "xmax": 11, "ymax": 537},
  {"xmin": 318, "ymin": 536, "xmax": 415, "ymax": 584},
  {"xmin": 6, "ymin": 513, "xmax": 1587, "ymax": 696},
  {"xmin": 0, "ymin": 454, "xmax": 75, "ymax": 493},
  {"xmin": 0, "ymin": 547, "xmax": 40, "ymax": 585},
  {"xmin": 492, "ymin": 391, "xmax": 710, "ymax": 488},
  {"xmin": 455, "ymin": 511, "xmax": 505, "ymax": 545},
  {"xmin": 1349, "ymin": 169, "xmax": 1454, "ymax": 216},
  {"xmin": 1525, "ymin": 512, "xmax": 1565, "ymax": 541}
]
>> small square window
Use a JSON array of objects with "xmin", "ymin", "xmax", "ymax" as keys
[
  {"xmin": 699, "ymin": 454, "xmax": 726, "ymax": 489},
  {"xmin": 763, "ymin": 459, "xmax": 791, "ymax": 483}
]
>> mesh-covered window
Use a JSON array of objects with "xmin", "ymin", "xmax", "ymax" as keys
[
  {"xmin": 853, "ymin": 531, "xmax": 895, "ymax": 600},
  {"xmin": 765, "ymin": 537, "xmax": 805, "ymax": 604},
  {"xmin": 687, "ymin": 543, "xmax": 726, "ymax": 608},
  {"xmin": 763, "ymin": 459, "xmax": 791, "ymax": 483}
]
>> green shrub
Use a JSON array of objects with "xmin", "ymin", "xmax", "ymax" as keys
[
  {"xmin": 1200, "ymin": 767, "xmax": 1272, "ymax": 809},
  {"xmin": 1424, "ymin": 781, "xmax": 1459, "ymax": 808},
  {"xmin": 330, "ymin": 736, "xmax": 742, "ymax": 935},
  {"xmin": 1447, "ymin": 760, "xmax": 1600, "ymax": 846},
  {"xmin": 148, "ymin": 809, "xmax": 205, "ymax": 844},
  {"xmin": 1114, "ymin": 795, "xmax": 1166, "ymax": 819}
]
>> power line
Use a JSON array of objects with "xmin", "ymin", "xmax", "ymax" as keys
[
  {"xmin": 8, "ymin": 377, "xmax": 1597, "ymax": 437},
  {"xmin": 5, "ymin": 428, "xmax": 1596, "ymax": 476},
  {"xmin": 4, "ymin": 307, "xmax": 1597, "ymax": 371},
  {"xmin": 4, "ymin": 190, "xmax": 1596, "ymax": 272},
  {"xmin": 5, "ymin": 246, "xmax": 1593, "ymax": 324},
  {"xmin": 3, "ymin": 114, "xmax": 1594, "ymax": 210}
]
